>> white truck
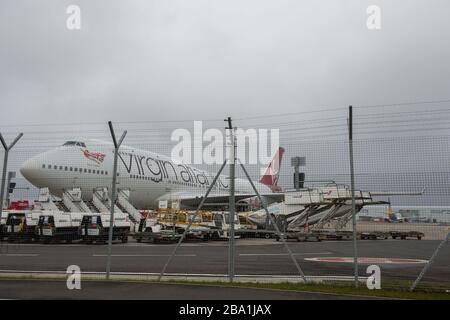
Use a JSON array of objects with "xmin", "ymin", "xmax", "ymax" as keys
[
  {"xmin": 203, "ymin": 211, "xmax": 241, "ymax": 240},
  {"xmin": 80, "ymin": 213, "xmax": 130, "ymax": 244},
  {"xmin": 3, "ymin": 210, "xmax": 40, "ymax": 242},
  {"xmin": 36, "ymin": 211, "xmax": 83, "ymax": 243}
]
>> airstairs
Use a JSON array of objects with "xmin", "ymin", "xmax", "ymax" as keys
[
  {"xmin": 92, "ymin": 187, "xmax": 123, "ymax": 213},
  {"xmin": 117, "ymin": 189, "xmax": 141, "ymax": 223},
  {"xmin": 277, "ymin": 185, "xmax": 385, "ymax": 230},
  {"xmin": 62, "ymin": 188, "xmax": 91, "ymax": 213},
  {"xmin": 34, "ymin": 188, "xmax": 60, "ymax": 211}
]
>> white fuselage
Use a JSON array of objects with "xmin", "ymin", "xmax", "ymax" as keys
[{"xmin": 20, "ymin": 139, "xmax": 271, "ymax": 209}]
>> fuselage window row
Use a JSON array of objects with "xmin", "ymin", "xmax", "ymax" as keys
[{"xmin": 41, "ymin": 164, "xmax": 108, "ymax": 176}]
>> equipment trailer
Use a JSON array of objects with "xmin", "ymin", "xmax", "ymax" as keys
[
  {"xmin": 277, "ymin": 229, "xmax": 425, "ymax": 242},
  {"xmin": 236, "ymin": 228, "xmax": 276, "ymax": 239},
  {"xmin": 390, "ymin": 231, "xmax": 424, "ymax": 240},
  {"xmin": 134, "ymin": 218, "xmax": 181, "ymax": 243}
]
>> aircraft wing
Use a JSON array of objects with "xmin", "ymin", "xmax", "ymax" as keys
[
  {"xmin": 161, "ymin": 192, "xmax": 285, "ymax": 208},
  {"xmin": 161, "ymin": 187, "xmax": 425, "ymax": 209},
  {"xmin": 370, "ymin": 187, "xmax": 426, "ymax": 196}
]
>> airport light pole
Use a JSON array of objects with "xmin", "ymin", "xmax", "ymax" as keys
[
  {"xmin": 106, "ymin": 121, "xmax": 127, "ymax": 280},
  {"xmin": 5, "ymin": 171, "xmax": 16, "ymax": 208},
  {"xmin": 0, "ymin": 133, "xmax": 23, "ymax": 221},
  {"xmin": 348, "ymin": 106, "xmax": 359, "ymax": 288},
  {"xmin": 226, "ymin": 117, "xmax": 236, "ymax": 282},
  {"xmin": 291, "ymin": 156, "xmax": 306, "ymax": 190}
]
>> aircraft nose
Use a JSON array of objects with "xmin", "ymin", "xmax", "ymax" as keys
[{"xmin": 20, "ymin": 157, "xmax": 40, "ymax": 183}]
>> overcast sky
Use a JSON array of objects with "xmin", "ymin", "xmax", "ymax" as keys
[
  {"xmin": 1, "ymin": 0, "xmax": 450, "ymax": 205},
  {"xmin": 1, "ymin": 0, "xmax": 450, "ymax": 125}
]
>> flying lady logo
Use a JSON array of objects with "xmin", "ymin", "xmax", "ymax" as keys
[{"xmin": 83, "ymin": 149, "xmax": 106, "ymax": 164}]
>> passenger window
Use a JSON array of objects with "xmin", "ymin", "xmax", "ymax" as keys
[
  {"xmin": 42, "ymin": 164, "xmax": 45, "ymax": 169},
  {"xmin": 65, "ymin": 166, "xmax": 68, "ymax": 171}
]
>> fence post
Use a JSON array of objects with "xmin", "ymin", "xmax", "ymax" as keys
[
  {"xmin": 106, "ymin": 122, "xmax": 127, "ymax": 280},
  {"xmin": 226, "ymin": 117, "xmax": 236, "ymax": 282},
  {"xmin": 348, "ymin": 106, "xmax": 359, "ymax": 288},
  {"xmin": 0, "ymin": 133, "xmax": 23, "ymax": 220},
  {"xmin": 410, "ymin": 231, "xmax": 450, "ymax": 291}
]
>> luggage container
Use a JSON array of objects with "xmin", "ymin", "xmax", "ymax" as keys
[{"xmin": 80, "ymin": 213, "xmax": 130, "ymax": 244}]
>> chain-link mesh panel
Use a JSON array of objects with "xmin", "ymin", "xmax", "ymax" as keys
[{"xmin": 1, "ymin": 104, "xmax": 449, "ymax": 293}]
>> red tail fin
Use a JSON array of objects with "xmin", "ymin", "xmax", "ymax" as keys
[{"xmin": 259, "ymin": 147, "xmax": 284, "ymax": 192}]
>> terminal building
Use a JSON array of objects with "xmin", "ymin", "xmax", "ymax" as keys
[{"xmin": 358, "ymin": 205, "xmax": 450, "ymax": 223}]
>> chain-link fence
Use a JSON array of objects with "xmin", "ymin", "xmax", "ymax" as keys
[{"xmin": 1, "ymin": 103, "xmax": 449, "ymax": 295}]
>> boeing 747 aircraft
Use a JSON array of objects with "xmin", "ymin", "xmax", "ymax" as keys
[{"xmin": 20, "ymin": 139, "xmax": 285, "ymax": 209}]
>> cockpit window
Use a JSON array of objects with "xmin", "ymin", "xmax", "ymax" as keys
[{"xmin": 63, "ymin": 141, "xmax": 86, "ymax": 147}]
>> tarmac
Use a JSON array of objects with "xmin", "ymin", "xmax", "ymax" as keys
[{"xmin": 0, "ymin": 238, "xmax": 448, "ymax": 285}]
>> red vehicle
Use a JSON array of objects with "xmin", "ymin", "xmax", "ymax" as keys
[{"xmin": 8, "ymin": 201, "xmax": 30, "ymax": 211}]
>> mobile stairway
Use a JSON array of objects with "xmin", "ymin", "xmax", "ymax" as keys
[
  {"xmin": 117, "ymin": 189, "xmax": 141, "ymax": 223},
  {"xmin": 92, "ymin": 187, "xmax": 123, "ymax": 214},
  {"xmin": 62, "ymin": 188, "xmax": 91, "ymax": 213},
  {"xmin": 33, "ymin": 188, "xmax": 60, "ymax": 211}
]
